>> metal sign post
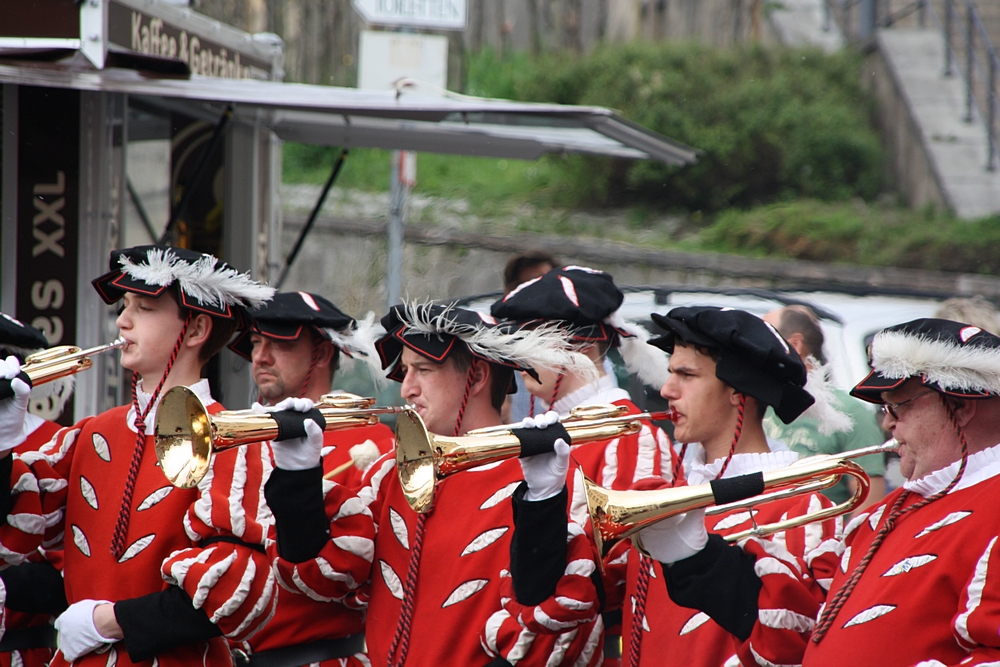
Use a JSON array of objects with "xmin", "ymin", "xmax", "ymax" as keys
[{"xmin": 386, "ymin": 150, "xmax": 415, "ymax": 310}]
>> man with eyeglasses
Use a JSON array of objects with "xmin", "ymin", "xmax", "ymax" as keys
[{"xmin": 630, "ymin": 318, "xmax": 1000, "ymax": 666}]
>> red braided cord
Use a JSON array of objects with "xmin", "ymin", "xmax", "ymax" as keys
[
  {"xmin": 673, "ymin": 442, "xmax": 688, "ymax": 485},
  {"xmin": 627, "ymin": 555, "xmax": 652, "ymax": 667},
  {"xmin": 452, "ymin": 363, "xmax": 477, "ymax": 438},
  {"xmin": 300, "ymin": 339, "xmax": 322, "ymax": 398},
  {"xmin": 715, "ymin": 394, "xmax": 746, "ymax": 480},
  {"xmin": 387, "ymin": 511, "xmax": 428, "ymax": 667},
  {"xmin": 111, "ymin": 313, "xmax": 193, "ymax": 559},
  {"xmin": 811, "ymin": 395, "xmax": 969, "ymax": 644},
  {"xmin": 529, "ymin": 394, "xmax": 536, "ymax": 418},
  {"xmin": 549, "ymin": 373, "xmax": 564, "ymax": 410}
]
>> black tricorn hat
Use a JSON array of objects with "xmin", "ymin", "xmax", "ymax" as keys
[
  {"xmin": 229, "ymin": 291, "xmax": 356, "ymax": 361},
  {"xmin": 851, "ymin": 318, "xmax": 1000, "ymax": 403},
  {"xmin": 649, "ymin": 306, "xmax": 814, "ymax": 424},
  {"xmin": 92, "ymin": 245, "xmax": 274, "ymax": 322},
  {"xmin": 491, "ymin": 266, "xmax": 626, "ymax": 343},
  {"xmin": 375, "ymin": 302, "xmax": 596, "ymax": 389},
  {"xmin": 0, "ymin": 312, "xmax": 50, "ymax": 356}
]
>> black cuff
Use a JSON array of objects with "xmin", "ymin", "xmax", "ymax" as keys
[
  {"xmin": 510, "ymin": 481, "xmax": 568, "ymax": 606},
  {"xmin": 0, "ymin": 560, "xmax": 67, "ymax": 613},
  {"xmin": 662, "ymin": 534, "xmax": 762, "ymax": 641},
  {"xmin": 264, "ymin": 465, "xmax": 330, "ymax": 563},
  {"xmin": 116, "ymin": 586, "xmax": 222, "ymax": 662},
  {"xmin": 484, "ymin": 658, "xmax": 515, "ymax": 667},
  {"xmin": 0, "ymin": 454, "xmax": 13, "ymax": 519}
]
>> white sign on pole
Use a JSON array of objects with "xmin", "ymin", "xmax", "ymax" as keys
[
  {"xmin": 357, "ymin": 30, "xmax": 449, "ymax": 91},
  {"xmin": 352, "ymin": 0, "xmax": 467, "ymax": 31}
]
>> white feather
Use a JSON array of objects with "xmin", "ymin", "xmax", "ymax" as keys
[
  {"xmin": 349, "ymin": 440, "xmax": 382, "ymax": 471},
  {"xmin": 400, "ymin": 301, "xmax": 598, "ymax": 382},
  {"xmin": 872, "ymin": 330, "xmax": 1000, "ymax": 395},
  {"xmin": 605, "ymin": 310, "xmax": 671, "ymax": 389},
  {"xmin": 119, "ymin": 248, "xmax": 274, "ymax": 309},
  {"xmin": 324, "ymin": 312, "xmax": 387, "ymax": 388},
  {"xmin": 798, "ymin": 358, "xmax": 853, "ymax": 435}
]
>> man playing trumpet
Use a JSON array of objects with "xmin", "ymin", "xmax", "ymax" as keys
[
  {"xmin": 646, "ymin": 318, "xmax": 1000, "ymax": 666},
  {"xmin": 264, "ymin": 303, "xmax": 605, "ymax": 666},
  {"xmin": 0, "ymin": 245, "xmax": 276, "ymax": 666},
  {"xmin": 503, "ymin": 306, "xmax": 849, "ymax": 667}
]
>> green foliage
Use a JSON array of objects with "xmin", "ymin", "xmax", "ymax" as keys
[
  {"xmin": 466, "ymin": 43, "xmax": 884, "ymax": 212},
  {"xmin": 699, "ymin": 200, "xmax": 1000, "ymax": 274}
]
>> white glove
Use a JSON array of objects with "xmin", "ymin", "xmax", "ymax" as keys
[
  {"xmin": 636, "ymin": 509, "xmax": 708, "ymax": 564},
  {"xmin": 262, "ymin": 398, "xmax": 324, "ymax": 470},
  {"xmin": 55, "ymin": 599, "xmax": 118, "ymax": 662},
  {"xmin": 0, "ymin": 356, "xmax": 30, "ymax": 453},
  {"xmin": 513, "ymin": 410, "xmax": 561, "ymax": 430}
]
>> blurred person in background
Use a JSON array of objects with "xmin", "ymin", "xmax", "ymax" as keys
[
  {"xmin": 935, "ymin": 296, "xmax": 1000, "ymax": 335},
  {"xmin": 763, "ymin": 305, "xmax": 887, "ymax": 510},
  {"xmin": 503, "ymin": 250, "xmax": 559, "ymax": 423}
]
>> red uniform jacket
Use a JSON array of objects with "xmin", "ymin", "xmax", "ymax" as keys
[
  {"xmin": 743, "ymin": 445, "xmax": 1000, "ymax": 667},
  {"xmin": 3, "ymin": 381, "xmax": 274, "ymax": 667}
]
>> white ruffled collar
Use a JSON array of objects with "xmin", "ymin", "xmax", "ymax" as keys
[
  {"xmin": 686, "ymin": 441, "xmax": 799, "ymax": 486},
  {"xmin": 903, "ymin": 442, "xmax": 1000, "ymax": 497},
  {"xmin": 127, "ymin": 378, "xmax": 215, "ymax": 435},
  {"xmin": 551, "ymin": 373, "xmax": 629, "ymax": 416}
]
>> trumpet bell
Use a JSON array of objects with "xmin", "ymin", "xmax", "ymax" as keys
[
  {"xmin": 155, "ymin": 386, "xmax": 213, "ymax": 489},
  {"xmin": 396, "ymin": 409, "xmax": 437, "ymax": 515}
]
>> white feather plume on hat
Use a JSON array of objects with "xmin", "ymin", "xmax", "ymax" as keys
[
  {"xmin": 119, "ymin": 248, "xmax": 274, "ymax": 309},
  {"xmin": 400, "ymin": 302, "xmax": 599, "ymax": 382},
  {"xmin": 324, "ymin": 312, "xmax": 388, "ymax": 388},
  {"xmin": 604, "ymin": 310, "xmax": 671, "ymax": 389},
  {"xmin": 872, "ymin": 329, "xmax": 1000, "ymax": 395},
  {"xmin": 798, "ymin": 357, "xmax": 853, "ymax": 435}
]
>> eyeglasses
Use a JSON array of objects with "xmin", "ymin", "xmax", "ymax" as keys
[{"xmin": 880, "ymin": 389, "xmax": 936, "ymax": 419}]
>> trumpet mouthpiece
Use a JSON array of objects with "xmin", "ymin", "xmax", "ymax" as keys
[{"xmin": 649, "ymin": 409, "xmax": 679, "ymax": 423}]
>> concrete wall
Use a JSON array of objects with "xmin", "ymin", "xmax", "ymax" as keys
[{"xmin": 862, "ymin": 39, "xmax": 950, "ymax": 213}]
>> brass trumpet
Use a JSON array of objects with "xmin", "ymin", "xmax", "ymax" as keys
[
  {"xmin": 587, "ymin": 441, "xmax": 897, "ymax": 559},
  {"xmin": 155, "ymin": 386, "xmax": 405, "ymax": 488},
  {"xmin": 396, "ymin": 404, "xmax": 677, "ymax": 513},
  {"xmin": 0, "ymin": 337, "xmax": 126, "ymax": 400}
]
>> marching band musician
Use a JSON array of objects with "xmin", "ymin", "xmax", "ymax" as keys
[
  {"xmin": 489, "ymin": 265, "xmax": 680, "ymax": 665},
  {"xmin": 231, "ymin": 291, "xmax": 393, "ymax": 488},
  {"xmin": 645, "ymin": 318, "xmax": 1000, "ymax": 666},
  {"xmin": 0, "ymin": 245, "xmax": 277, "ymax": 666},
  {"xmin": 227, "ymin": 291, "xmax": 394, "ymax": 666},
  {"xmin": 263, "ymin": 303, "xmax": 605, "ymax": 666},
  {"xmin": 502, "ymin": 306, "xmax": 848, "ymax": 667},
  {"xmin": 0, "ymin": 314, "xmax": 72, "ymax": 667}
]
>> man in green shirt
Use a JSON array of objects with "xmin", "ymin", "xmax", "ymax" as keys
[{"xmin": 763, "ymin": 305, "xmax": 887, "ymax": 507}]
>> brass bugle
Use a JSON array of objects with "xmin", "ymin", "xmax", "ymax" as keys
[
  {"xmin": 586, "ymin": 441, "xmax": 897, "ymax": 559},
  {"xmin": 155, "ymin": 386, "xmax": 405, "ymax": 489},
  {"xmin": 0, "ymin": 337, "xmax": 126, "ymax": 400},
  {"xmin": 396, "ymin": 404, "xmax": 678, "ymax": 513}
]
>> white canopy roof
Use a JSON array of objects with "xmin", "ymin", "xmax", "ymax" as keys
[{"xmin": 0, "ymin": 58, "xmax": 699, "ymax": 164}]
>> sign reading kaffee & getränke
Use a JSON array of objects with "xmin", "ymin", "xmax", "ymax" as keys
[{"xmin": 107, "ymin": 0, "xmax": 274, "ymax": 80}]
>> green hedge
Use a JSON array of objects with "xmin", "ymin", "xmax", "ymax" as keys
[
  {"xmin": 467, "ymin": 43, "xmax": 884, "ymax": 212},
  {"xmin": 699, "ymin": 200, "xmax": 1000, "ymax": 274}
]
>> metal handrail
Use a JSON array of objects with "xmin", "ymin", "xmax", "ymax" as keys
[{"xmin": 824, "ymin": 0, "xmax": 999, "ymax": 171}]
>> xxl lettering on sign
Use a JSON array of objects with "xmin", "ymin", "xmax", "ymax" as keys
[{"xmin": 16, "ymin": 87, "xmax": 80, "ymax": 423}]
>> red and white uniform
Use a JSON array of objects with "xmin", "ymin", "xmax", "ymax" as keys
[
  {"xmin": 485, "ymin": 376, "xmax": 680, "ymax": 666},
  {"xmin": 320, "ymin": 423, "xmax": 394, "ymax": 490},
  {"xmin": 0, "ymin": 415, "xmax": 65, "ymax": 667},
  {"xmin": 742, "ymin": 443, "xmax": 1000, "ymax": 667},
  {"xmin": 622, "ymin": 447, "xmax": 840, "ymax": 667},
  {"xmin": 271, "ymin": 451, "xmax": 603, "ymax": 666},
  {"xmin": 238, "ymin": 425, "xmax": 394, "ymax": 666},
  {"xmin": 556, "ymin": 377, "xmax": 679, "ymax": 503},
  {"xmin": 3, "ymin": 380, "xmax": 275, "ymax": 667}
]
